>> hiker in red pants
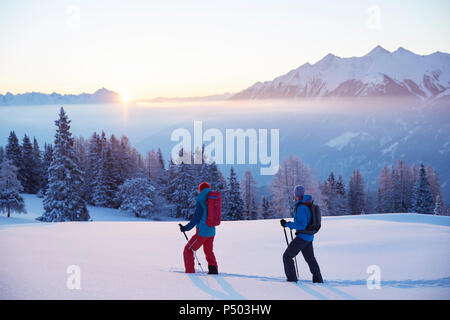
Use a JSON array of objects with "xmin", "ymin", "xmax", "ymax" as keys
[{"xmin": 179, "ymin": 182, "xmax": 219, "ymax": 274}]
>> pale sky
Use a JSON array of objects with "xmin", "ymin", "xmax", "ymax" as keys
[{"xmin": 1, "ymin": 0, "xmax": 449, "ymax": 100}]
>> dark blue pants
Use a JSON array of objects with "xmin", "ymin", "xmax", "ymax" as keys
[{"xmin": 283, "ymin": 237, "xmax": 323, "ymax": 282}]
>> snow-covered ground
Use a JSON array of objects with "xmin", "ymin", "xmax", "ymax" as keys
[{"xmin": 0, "ymin": 195, "xmax": 449, "ymax": 300}]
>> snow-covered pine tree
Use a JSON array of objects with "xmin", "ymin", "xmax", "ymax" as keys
[
  {"xmin": 109, "ymin": 134, "xmax": 124, "ymax": 187},
  {"xmin": 241, "ymin": 169, "xmax": 259, "ymax": 220},
  {"xmin": 434, "ymin": 194, "xmax": 443, "ymax": 215},
  {"xmin": 0, "ymin": 146, "xmax": 4, "ymax": 163},
  {"xmin": 91, "ymin": 132, "xmax": 116, "ymax": 207},
  {"xmin": 335, "ymin": 175, "xmax": 349, "ymax": 215},
  {"xmin": 393, "ymin": 160, "xmax": 413, "ymax": 212},
  {"xmin": 143, "ymin": 148, "xmax": 169, "ymax": 216},
  {"xmin": 73, "ymin": 136, "xmax": 89, "ymax": 201},
  {"xmin": 154, "ymin": 148, "xmax": 170, "ymax": 207},
  {"xmin": 38, "ymin": 107, "xmax": 90, "ymax": 222},
  {"xmin": 85, "ymin": 132, "xmax": 101, "ymax": 203},
  {"xmin": 129, "ymin": 146, "xmax": 146, "ymax": 178},
  {"xmin": 145, "ymin": 149, "xmax": 167, "ymax": 184},
  {"xmin": 320, "ymin": 172, "xmax": 339, "ymax": 216},
  {"xmin": 41, "ymin": 143, "xmax": 53, "ymax": 196},
  {"xmin": 348, "ymin": 169, "xmax": 365, "ymax": 215},
  {"xmin": 200, "ymin": 160, "xmax": 227, "ymax": 195},
  {"xmin": 118, "ymin": 135, "xmax": 133, "ymax": 179},
  {"xmin": 165, "ymin": 158, "xmax": 177, "ymax": 201},
  {"xmin": 115, "ymin": 177, "xmax": 155, "ymax": 218},
  {"xmin": 32, "ymin": 137, "xmax": 44, "ymax": 194},
  {"xmin": 364, "ymin": 181, "xmax": 375, "ymax": 214},
  {"xmin": 261, "ymin": 195, "xmax": 275, "ymax": 219},
  {"xmin": 5, "ymin": 131, "xmax": 23, "ymax": 183},
  {"xmin": 20, "ymin": 134, "xmax": 37, "ymax": 193},
  {"xmin": 223, "ymin": 166, "xmax": 244, "ymax": 221},
  {"xmin": 118, "ymin": 135, "xmax": 146, "ymax": 179},
  {"xmin": 426, "ymin": 165, "xmax": 446, "ymax": 215},
  {"xmin": 168, "ymin": 149, "xmax": 196, "ymax": 219},
  {"xmin": 156, "ymin": 148, "xmax": 167, "ymax": 184},
  {"xmin": 377, "ymin": 165, "xmax": 393, "ymax": 213},
  {"xmin": 411, "ymin": 163, "xmax": 434, "ymax": 214},
  {"xmin": 0, "ymin": 159, "xmax": 26, "ymax": 217},
  {"xmin": 16, "ymin": 135, "xmax": 43, "ymax": 194},
  {"xmin": 391, "ymin": 167, "xmax": 402, "ymax": 213},
  {"xmin": 411, "ymin": 163, "xmax": 419, "ymax": 185}
]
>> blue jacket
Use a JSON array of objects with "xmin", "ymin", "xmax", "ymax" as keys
[
  {"xmin": 286, "ymin": 195, "xmax": 314, "ymax": 242},
  {"xmin": 183, "ymin": 188, "xmax": 216, "ymax": 237}
]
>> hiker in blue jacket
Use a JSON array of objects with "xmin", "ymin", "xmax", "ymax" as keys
[{"xmin": 280, "ymin": 185, "xmax": 323, "ymax": 283}]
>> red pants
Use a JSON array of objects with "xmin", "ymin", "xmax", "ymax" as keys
[{"xmin": 183, "ymin": 232, "xmax": 218, "ymax": 273}]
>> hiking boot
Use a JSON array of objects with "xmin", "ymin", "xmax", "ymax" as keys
[
  {"xmin": 208, "ymin": 265, "xmax": 218, "ymax": 274},
  {"xmin": 313, "ymin": 275, "xmax": 323, "ymax": 283}
]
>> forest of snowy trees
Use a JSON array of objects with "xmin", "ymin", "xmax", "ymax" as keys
[{"xmin": 0, "ymin": 107, "xmax": 447, "ymax": 221}]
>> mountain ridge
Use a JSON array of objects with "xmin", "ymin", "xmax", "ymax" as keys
[
  {"xmin": 0, "ymin": 88, "xmax": 121, "ymax": 106},
  {"xmin": 231, "ymin": 46, "xmax": 450, "ymax": 101}
]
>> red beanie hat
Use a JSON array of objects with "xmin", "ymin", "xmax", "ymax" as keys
[{"xmin": 199, "ymin": 181, "xmax": 211, "ymax": 193}]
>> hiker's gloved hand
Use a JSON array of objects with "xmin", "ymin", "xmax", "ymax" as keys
[
  {"xmin": 179, "ymin": 224, "xmax": 185, "ymax": 232},
  {"xmin": 280, "ymin": 219, "xmax": 287, "ymax": 227}
]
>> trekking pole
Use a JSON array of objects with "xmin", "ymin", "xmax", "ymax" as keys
[
  {"xmin": 283, "ymin": 226, "xmax": 289, "ymax": 246},
  {"xmin": 179, "ymin": 224, "xmax": 204, "ymax": 273},
  {"xmin": 289, "ymin": 229, "xmax": 300, "ymax": 280}
]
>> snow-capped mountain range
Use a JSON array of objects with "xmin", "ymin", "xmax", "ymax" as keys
[
  {"xmin": 231, "ymin": 46, "xmax": 450, "ymax": 101},
  {"xmin": 0, "ymin": 88, "xmax": 121, "ymax": 106}
]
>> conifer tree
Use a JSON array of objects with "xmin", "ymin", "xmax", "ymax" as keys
[
  {"xmin": 168, "ymin": 149, "xmax": 196, "ymax": 218},
  {"xmin": 335, "ymin": 175, "xmax": 349, "ymax": 215},
  {"xmin": 391, "ymin": 167, "xmax": 402, "ymax": 212},
  {"xmin": 0, "ymin": 159, "xmax": 26, "ymax": 218},
  {"xmin": 144, "ymin": 148, "xmax": 169, "ymax": 215},
  {"xmin": 32, "ymin": 137, "xmax": 44, "ymax": 193},
  {"xmin": 5, "ymin": 131, "xmax": 23, "ymax": 182},
  {"xmin": 320, "ymin": 172, "xmax": 339, "ymax": 216},
  {"xmin": 38, "ymin": 107, "xmax": 90, "ymax": 222},
  {"xmin": 241, "ymin": 169, "xmax": 259, "ymax": 220},
  {"xmin": 115, "ymin": 178, "xmax": 155, "ymax": 218},
  {"xmin": 0, "ymin": 146, "xmax": 4, "ymax": 163},
  {"xmin": 261, "ymin": 195, "xmax": 275, "ymax": 219},
  {"xmin": 426, "ymin": 165, "xmax": 446, "ymax": 215},
  {"xmin": 411, "ymin": 164, "xmax": 434, "ymax": 214},
  {"xmin": 394, "ymin": 160, "xmax": 413, "ymax": 212},
  {"xmin": 377, "ymin": 165, "xmax": 393, "ymax": 213},
  {"xmin": 223, "ymin": 167, "xmax": 244, "ymax": 220},
  {"xmin": 92, "ymin": 132, "xmax": 116, "ymax": 207},
  {"xmin": 348, "ymin": 170, "xmax": 365, "ymax": 215},
  {"xmin": 20, "ymin": 134, "xmax": 36, "ymax": 193},
  {"xmin": 41, "ymin": 143, "xmax": 53, "ymax": 195},
  {"xmin": 434, "ymin": 194, "xmax": 443, "ymax": 215}
]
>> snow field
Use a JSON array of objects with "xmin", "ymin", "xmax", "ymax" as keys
[{"xmin": 1, "ymin": 196, "xmax": 449, "ymax": 300}]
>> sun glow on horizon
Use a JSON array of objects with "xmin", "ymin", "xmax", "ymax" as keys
[{"xmin": 120, "ymin": 91, "xmax": 132, "ymax": 103}]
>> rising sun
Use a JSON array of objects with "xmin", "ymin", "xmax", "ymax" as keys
[{"xmin": 120, "ymin": 91, "xmax": 132, "ymax": 103}]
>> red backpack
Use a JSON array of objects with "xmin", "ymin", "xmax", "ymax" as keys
[{"xmin": 206, "ymin": 191, "xmax": 222, "ymax": 227}]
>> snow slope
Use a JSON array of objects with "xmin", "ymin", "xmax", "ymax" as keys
[{"xmin": 0, "ymin": 195, "xmax": 449, "ymax": 300}]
